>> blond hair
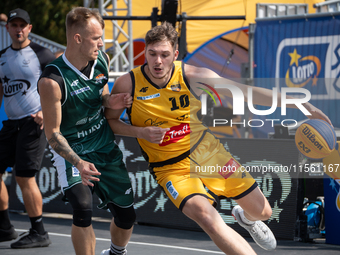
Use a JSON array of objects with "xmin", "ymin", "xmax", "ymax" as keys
[{"xmin": 66, "ymin": 7, "xmax": 104, "ymax": 33}]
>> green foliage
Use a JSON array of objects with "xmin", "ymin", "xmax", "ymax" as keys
[{"xmin": 0, "ymin": 0, "xmax": 86, "ymax": 45}]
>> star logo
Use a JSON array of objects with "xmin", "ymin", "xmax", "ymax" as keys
[
  {"xmin": 117, "ymin": 139, "xmax": 133, "ymax": 164},
  {"xmin": 312, "ymin": 75, "xmax": 318, "ymax": 86},
  {"xmin": 288, "ymin": 49, "xmax": 301, "ymax": 67},
  {"xmin": 268, "ymin": 200, "xmax": 283, "ymax": 223},
  {"xmin": 2, "ymin": 76, "xmax": 10, "ymax": 84},
  {"xmin": 154, "ymin": 192, "xmax": 168, "ymax": 212}
]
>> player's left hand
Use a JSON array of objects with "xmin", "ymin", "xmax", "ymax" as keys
[
  {"xmin": 31, "ymin": 111, "xmax": 44, "ymax": 130},
  {"xmin": 108, "ymin": 93, "xmax": 132, "ymax": 109}
]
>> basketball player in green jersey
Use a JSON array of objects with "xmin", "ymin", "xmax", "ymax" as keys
[
  {"xmin": 105, "ymin": 22, "xmax": 332, "ymax": 255},
  {"xmin": 38, "ymin": 7, "xmax": 135, "ymax": 255}
]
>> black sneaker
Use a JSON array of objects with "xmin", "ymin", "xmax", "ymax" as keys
[
  {"xmin": 10, "ymin": 228, "xmax": 51, "ymax": 249},
  {"xmin": 0, "ymin": 225, "xmax": 18, "ymax": 242}
]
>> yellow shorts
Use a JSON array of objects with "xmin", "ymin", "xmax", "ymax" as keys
[{"xmin": 152, "ymin": 132, "xmax": 257, "ymax": 210}]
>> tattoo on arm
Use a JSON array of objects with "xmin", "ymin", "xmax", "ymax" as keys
[{"xmin": 48, "ymin": 132, "xmax": 81, "ymax": 167}]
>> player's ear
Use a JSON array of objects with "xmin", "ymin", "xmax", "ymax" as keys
[
  {"xmin": 74, "ymin": 33, "xmax": 81, "ymax": 44},
  {"xmin": 174, "ymin": 49, "xmax": 179, "ymax": 60},
  {"xmin": 28, "ymin": 24, "xmax": 32, "ymax": 33}
]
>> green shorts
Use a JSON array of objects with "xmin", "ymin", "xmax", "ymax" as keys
[{"xmin": 51, "ymin": 141, "xmax": 134, "ymax": 209}]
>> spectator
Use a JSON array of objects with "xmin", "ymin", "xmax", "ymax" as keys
[
  {"xmin": 0, "ymin": 8, "xmax": 54, "ymax": 249},
  {"xmin": 54, "ymin": 50, "xmax": 64, "ymax": 58},
  {"xmin": 0, "ymin": 13, "xmax": 8, "ymax": 22}
]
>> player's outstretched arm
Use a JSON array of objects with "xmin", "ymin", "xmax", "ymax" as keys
[{"xmin": 184, "ymin": 63, "xmax": 332, "ymax": 126}]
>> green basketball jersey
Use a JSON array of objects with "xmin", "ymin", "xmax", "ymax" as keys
[{"xmin": 46, "ymin": 51, "xmax": 114, "ymax": 155}]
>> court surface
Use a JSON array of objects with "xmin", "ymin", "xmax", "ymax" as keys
[{"xmin": 1, "ymin": 212, "xmax": 340, "ymax": 255}]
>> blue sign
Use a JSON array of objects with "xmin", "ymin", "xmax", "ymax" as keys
[
  {"xmin": 323, "ymin": 177, "xmax": 340, "ymax": 245},
  {"xmin": 254, "ymin": 13, "xmax": 340, "ymax": 129}
]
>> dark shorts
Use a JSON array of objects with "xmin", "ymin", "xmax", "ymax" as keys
[
  {"xmin": 51, "ymin": 141, "xmax": 134, "ymax": 209},
  {"xmin": 0, "ymin": 116, "xmax": 47, "ymax": 177}
]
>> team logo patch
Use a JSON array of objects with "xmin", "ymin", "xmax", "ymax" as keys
[
  {"xmin": 2, "ymin": 78, "xmax": 30, "ymax": 97},
  {"xmin": 125, "ymin": 188, "xmax": 132, "ymax": 195},
  {"xmin": 95, "ymin": 73, "xmax": 107, "ymax": 84},
  {"xmin": 144, "ymin": 118, "xmax": 168, "ymax": 126},
  {"xmin": 176, "ymin": 114, "xmax": 189, "ymax": 121},
  {"xmin": 139, "ymin": 87, "xmax": 149, "ymax": 93},
  {"xmin": 170, "ymin": 83, "xmax": 181, "ymax": 92},
  {"xmin": 160, "ymin": 123, "xmax": 191, "ymax": 147},
  {"xmin": 70, "ymin": 86, "xmax": 91, "ymax": 96},
  {"xmin": 166, "ymin": 181, "xmax": 178, "ymax": 199},
  {"xmin": 137, "ymin": 93, "xmax": 160, "ymax": 100},
  {"xmin": 71, "ymin": 80, "xmax": 79, "ymax": 87},
  {"xmin": 76, "ymin": 117, "xmax": 88, "ymax": 125},
  {"xmin": 88, "ymin": 108, "xmax": 102, "ymax": 122},
  {"xmin": 218, "ymin": 158, "xmax": 240, "ymax": 179},
  {"xmin": 72, "ymin": 166, "xmax": 80, "ymax": 177},
  {"xmin": 22, "ymin": 59, "xmax": 30, "ymax": 66}
]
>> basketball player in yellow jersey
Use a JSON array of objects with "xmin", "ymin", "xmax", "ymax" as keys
[{"xmin": 105, "ymin": 22, "xmax": 332, "ymax": 255}]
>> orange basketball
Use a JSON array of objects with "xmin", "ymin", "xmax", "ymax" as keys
[{"xmin": 295, "ymin": 119, "xmax": 337, "ymax": 159}]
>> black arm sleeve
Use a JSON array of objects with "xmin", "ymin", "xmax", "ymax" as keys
[
  {"xmin": 39, "ymin": 65, "xmax": 65, "ymax": 103},
  {"xmin": 30, "ymin": 42, "xmax": 56, "ymax": 70}
]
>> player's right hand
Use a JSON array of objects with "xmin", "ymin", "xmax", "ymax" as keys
[
  {"xmin": 76, "ymin": 160, "xmax": 101, "ymax": 187},
  {"xmin": 141, "ymin": 126, "xmax": 170, "ymax": 144}
]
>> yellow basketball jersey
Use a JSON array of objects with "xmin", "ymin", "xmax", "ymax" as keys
[{"xmin": 128, "ymin": 61, "xmax": 207, "ymax": 164}]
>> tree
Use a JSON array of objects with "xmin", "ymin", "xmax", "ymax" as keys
[{"xmin": 0, "ymin": 0, "xmax": 85, "ymax": 45}]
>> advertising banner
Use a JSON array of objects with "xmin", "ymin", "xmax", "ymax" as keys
[
  {"xmin": 323, "ymin": 177, "xmax": 340, "ymax": 245},
  {"xmin": 254, "ymin": 13, "xmax": 340, "ymax": 129},
  {"xmin": 9, "ymin": 136, "xmax": 301, "ymax": 240}
]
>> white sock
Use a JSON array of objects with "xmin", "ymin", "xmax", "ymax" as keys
[
  {"xmin": 239, "ymin": 209, "xmax": 255, "ymax": 225},
  {"xmin": 110, "ymin": 242, "xmax": 127, "ymax": 255}
]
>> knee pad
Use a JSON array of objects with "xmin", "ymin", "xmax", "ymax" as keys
[
  {"xmin": 73, "ymin": 209, "xmax": 92, "ymax": 227},
  {"xmin": 108, "ymin": 203, "xmax": 136, "ymax": 230},
  {"xmin": 15, "ymin": 169, "xmax": 38, "ymax": 178}
]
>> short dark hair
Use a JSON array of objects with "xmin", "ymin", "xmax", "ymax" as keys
[
  {"xmin": 145, "ymin": 22, "xmax": 178, "ymax": 50},
  {"xmin": 66, "ymin": 7, "xmax": 104, "ymax": 32}
]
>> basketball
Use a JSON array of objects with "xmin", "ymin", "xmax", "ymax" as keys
[{"xmin": 295, "ymin": 119, "xmax": 337, "ymax": 159}]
